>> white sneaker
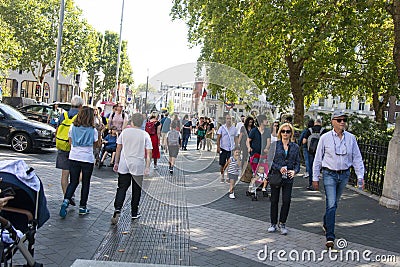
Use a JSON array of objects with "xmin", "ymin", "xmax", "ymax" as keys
[
  {"xmin": 268, "ymin": 224, "xmax": 277, "ymax": 233},
  {"xmin": 262, "ymin": 188, "xmax": 266, "ymax": 192},
  {"xmin": 229, "ymin": 193, "xmax": 235, "ymax": 199}
]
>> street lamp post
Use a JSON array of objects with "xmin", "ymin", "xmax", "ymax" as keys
[
  {"xmin": 91, "ymin": 68, "xmax": 105, "ymax": 106},
  {"xmin": 114, "ymin": 0, "xmax": 125, "ymax": 103},
  {"xmin": 53, "ymin": 0, "xmax": 65, "ymax": 102}
]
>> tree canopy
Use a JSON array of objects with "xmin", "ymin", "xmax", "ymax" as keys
[
  {"xmin": 172, "ymin": 0, "xmax": 398, "ymax": 127},
  {"xmin": 0, "ymin": 0, "xmax": 98, "ymax": 89}
]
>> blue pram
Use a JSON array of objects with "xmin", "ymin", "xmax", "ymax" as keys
[{"xmin": 0, "ymin": 160, "xmax": 49, "ymax": 267}]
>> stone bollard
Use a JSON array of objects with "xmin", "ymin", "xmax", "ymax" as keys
[{"xmin": 379, "ymin": 116, "xmax": 400, "ymax": 210}]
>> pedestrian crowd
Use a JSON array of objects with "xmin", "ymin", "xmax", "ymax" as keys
[{"xmin": 52, "ymin": 96, "xmax": 365, "ymax": 250}]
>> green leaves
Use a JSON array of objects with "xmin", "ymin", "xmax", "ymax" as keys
[{"xmin": 172, "ymin": 0, "xmax": 398, "ymax": 127}]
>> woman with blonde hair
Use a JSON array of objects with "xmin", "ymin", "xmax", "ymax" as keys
[{"xmin": 267, "ymin": 122, "xmax": 300, "ymax": 235}]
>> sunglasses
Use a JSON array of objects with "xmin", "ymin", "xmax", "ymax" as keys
[
  {"xmin": 281, "ymin": 130, "xmax": 292, "ymax": 134},
  {"xmin": 333, "ymin": 118, "xmax": 347, "ymax": 123}
]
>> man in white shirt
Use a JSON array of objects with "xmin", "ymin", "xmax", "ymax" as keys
[
  {"xmin": 111, "ymin": 113, "xmax": 153, "ymax": 225},
  {"xmin": 216, "ymin": 114, "xmax": 238, "ymax": 183}
]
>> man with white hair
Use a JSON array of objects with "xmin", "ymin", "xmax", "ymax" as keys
[{"xmin": 55, "ymin": 95, "xmax": 83, "ymax": 205}]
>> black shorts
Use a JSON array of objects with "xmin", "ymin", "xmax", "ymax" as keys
[
  {"xmin": 56, "ymin": 150, "xmax": 70, "ymax": 170},
  {"xmin": 104, "ymin": 147, "xmax": 116, "ymax": 153},
  {"xmin": 219, "ymin": 149, "xmax": 231, "ymax": 166}
]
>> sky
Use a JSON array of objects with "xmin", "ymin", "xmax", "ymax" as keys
[{"xmin": 75, "ymin": 0, "xmax": 201, "ymax": 86}]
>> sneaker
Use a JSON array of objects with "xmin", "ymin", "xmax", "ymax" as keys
[
  {"xmin": 306, "ymin": 186, "xmax": 314, "ymax": 191},
  {"xmin": 304, "ymin": 172, "xmax": 309, "ymax": 178},
  {"xmin": 59, "ymin": 199, "xmax": 69, "ymax": 218},
  {"xmin": 229, "ymin": 192, "xmax": 235, "ymax": 199},
  {"xmin": 153, "ymin": 165, "xmax": 158, "ymax": 170},
  {"xmin": 280, "ymin": 223, "xmax": 288, "ymax": 235},
  {"xmin": 326, "ymin": 240, "xmax": 334, "ymax": 249},
  {"xmin": 268, "ymin": 224, "xmax": 277, "ymax": 233},
  {"xmin": 79, "ymin": 207, "xmax": 90, "ymax": 215},
  {"xmin": 220, "ymin": 179, "xmax": 224, "ymax": 183},
  {"xmin": 262, "ymin": 188, "xmax": 266, "ymax": 192},
  {"xmin": 169, "ymin": 166, "xmax": 173, "ymax": 175},
  {"xmin": 111, "ymin": 210, "xmax": 121, "ymax": 225},
  {"xmin": 132, "ymin": 213, "xmax": 142, "ymax": 220}
]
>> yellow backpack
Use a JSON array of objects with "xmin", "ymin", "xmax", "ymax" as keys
[{"xmin": 56, "ymin": 111, "xmax": 78, "ymax": 151}]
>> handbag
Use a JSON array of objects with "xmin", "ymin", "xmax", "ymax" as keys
[{"xmin": 268, "ymin": 170, "xmax": 282, "ymax": 187}]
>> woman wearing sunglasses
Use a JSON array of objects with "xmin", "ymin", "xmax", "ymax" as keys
[{"xmin": 267, "ymin": 123, "xmax": 300, "ymax": 235}]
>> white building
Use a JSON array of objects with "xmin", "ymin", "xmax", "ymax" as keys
[
  {"xmin": 2, "ymin": 69, "xmax": 87, "ymax": 103},
  {"xmin": 306, "ymin": 95, "xmax": 374, "ymax": 120}
]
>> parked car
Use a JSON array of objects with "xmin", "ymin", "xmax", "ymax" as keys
[
  {"xmin": 50, "ymin": 102, "xmax": 71, "ymax": 113},
  {"xmin": 18, "ymin": 104, "xmax": 52, "ymax": 123},
  {"xmin": 0, "ymin": 103, "xmax": 55, "ymax": 152}
]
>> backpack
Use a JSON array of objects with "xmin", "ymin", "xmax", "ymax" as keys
[
  {"xmin": 307, "ymin": 127, "xmax": 324, "ymax": 154},
  {"xmin": 167, "ymin": 130, "xmax": 180, "ymax": 146},
  {"xmin": 145, "ymin": 121, "xmax": 157, "ymax": 135},
  {"xmin": 56, "ymin": 111, "xmax": 78, "ymax": 151}
]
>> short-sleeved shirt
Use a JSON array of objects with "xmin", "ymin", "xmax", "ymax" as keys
[
  {"xmin": 217, "ymin": 125, "xmax": 238, "ymax": 151},
  {"xmin": 109, "ymin": 112, "xmax": 128, "ymax": 133},
  {"xmin": 68, "ymin": 126, "xmax": 98, "ymax": 163},
  {"xmin": 248, "ymin": 127, "xmax": 271, "ymax": 156},
  {"xmin": 161, "ymin": 117, "xmax": 171, "ymax": 133},
  {"xmin": 117, "ymin": 128, "xmax": 153, "ymax": 176}
]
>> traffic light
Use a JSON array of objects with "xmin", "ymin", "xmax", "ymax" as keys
[{"xmin": 35, "ymin": 84, "xmax": 41, "ymax": 96}]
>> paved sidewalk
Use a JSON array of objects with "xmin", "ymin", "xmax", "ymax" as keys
[{"xmin": 0, "ymin": 137, "xmax": 399, "ymax": 266}]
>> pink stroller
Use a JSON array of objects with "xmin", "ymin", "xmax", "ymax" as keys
[{"xmin": 246, "ymin": 154, "xmax": 270, "ymax": 201}]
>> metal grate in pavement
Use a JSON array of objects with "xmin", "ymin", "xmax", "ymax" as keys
[{"xmin": 93, "ymin": 154, "xmax": 191, "ymax": 265}]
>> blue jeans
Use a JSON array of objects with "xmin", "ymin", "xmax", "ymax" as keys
[
  {"xmin": 322, "ymin": 169, "xmax": 350, "ymax": 241},
  {"xmin": 182, "ymin": 133, "xmax": 190, "ymax": 149},
  {"xmin": 308, "ymin": 153, "xmax": 315, "ymax": 187},
  {"xmin": 302, "ymin": 145, "xmax": 310, "ymax": 174}
]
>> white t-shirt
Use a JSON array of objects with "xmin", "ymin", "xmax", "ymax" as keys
[
  {"xmin": 117, "ymin": 128, "xmax": 153, "ymax": 176},
  {"xmin": 68, "ymin": 125, "xmax": 98, "ymax": 163}
]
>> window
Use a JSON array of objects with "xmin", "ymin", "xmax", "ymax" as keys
[
  {"xmin": 358, "ymin": 98, "xmax": 365, "ymax": 111},
  {"xmin": 318, "ymin": 98, "xmax": 325, "ymax": 107},
  {"xmin": 346, "ymin": 101, "xmax": 352, "ymax": 110},
  {"xmin": 396, "ymin": 100, "xmax": 400, "ymax": 106},
  {"xmin": 333, "ymin": 96, "xmax": 340, "ymax": 108},
  {"xmin": 384, "ymin": 111, "xmax": 388, "ymax": 119},
  {"xmin": 395, "ymin": 112, "xmax": 400, "ymax": 119}
]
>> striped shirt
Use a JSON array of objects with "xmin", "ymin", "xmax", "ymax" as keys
[
  {"xmin": 313, "ymin": 130, "xmax": 365, "ymax": 181},
  {"xmin": 227, "ymin": 156, "xmax": 240, "ymax": 175}
]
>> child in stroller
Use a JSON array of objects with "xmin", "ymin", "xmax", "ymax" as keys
[
  {"xmin": 246, "ymin": 165, "xmax": 269, "ymax": 201},
  {"xmin": 0, "ymin": 159, "xmax": 49, "ymax": 267},
  {"xmin": 98, "ymin": 126, "xmax": 118, "ymax": 168}
]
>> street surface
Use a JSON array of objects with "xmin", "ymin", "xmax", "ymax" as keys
[{"xmin": 0, "ymin": 135, "xmax": 398, "ymax": 266}]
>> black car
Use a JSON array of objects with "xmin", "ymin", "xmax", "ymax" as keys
[
  {"xmin": 0, "ymin": 103, "xmax": 55, "ymax": 152},
  {"xmin": 18, "ymin": 104, "xmax": 52, "ymax": 123}
]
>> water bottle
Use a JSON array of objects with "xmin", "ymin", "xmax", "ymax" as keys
[
  {"xmin": 358, "ymin": 178, "xmax": 363, "ymax": 190},
  {"xmin": 282, "ymin": 166, "xmax": 288, "ymax": 179}
]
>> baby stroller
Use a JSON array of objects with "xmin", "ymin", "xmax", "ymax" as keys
[
  {"xmin": 0, "ymin": 160, "xmax": 50, "ymax": 267},
  {"xmin": 246, "ymin": 154, "xmax": 269, "ymax": 201}
]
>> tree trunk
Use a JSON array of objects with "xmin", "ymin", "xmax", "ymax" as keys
[
  {"xmin": 285, "ymin": 54, "xmax": 305, "ymax": 127},
  {"xmin": 372, "ymin": 90, "xmax": 388, "ymax": 129}
]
